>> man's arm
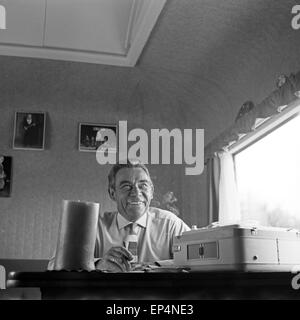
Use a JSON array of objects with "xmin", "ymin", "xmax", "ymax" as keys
[
  {"xmin": 95, "ymin": 246, "xmax": 133, "ymax": 272},
  {"xmin": 48, "ymin": 247, "xmax": 133, "ymax": 272}
]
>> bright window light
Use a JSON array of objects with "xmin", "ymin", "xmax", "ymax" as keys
[{"xmin": 235, "ymin": 114, "xmax": 300, "ymax": 229}]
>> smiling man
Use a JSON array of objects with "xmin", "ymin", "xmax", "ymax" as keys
[{"xmin": 95, "ymin": 160, "xmax": 190, "ymax": 272}]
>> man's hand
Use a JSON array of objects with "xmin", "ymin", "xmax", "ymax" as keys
[{"xmin": 95, "ymin": 246, "xmax": 133, "ymax": 272}]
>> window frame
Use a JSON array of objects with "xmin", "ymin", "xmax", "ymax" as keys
[
  {"xmin": 228, "ymin": 99, "xmax": 300, "ymax": 157},
  {"xmin": 227, "ymin": 98, "xmax": 300, "ymax": 224}
]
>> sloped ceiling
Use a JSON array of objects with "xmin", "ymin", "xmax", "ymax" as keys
[
  {"xmin": 136, "ymin": 0, "xmax": 300, "ymax": 143},
  {"xmin": 2, "ymin": 0, "xmax": 300, "ymax": 144}
]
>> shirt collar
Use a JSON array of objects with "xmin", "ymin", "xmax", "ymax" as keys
[{"xmin": 117, "ymin": 212, "xmax": 147, "ymax": 230}]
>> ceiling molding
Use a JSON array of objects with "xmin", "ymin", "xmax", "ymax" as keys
[{"xmin": 0, "ymin": 0, "xmax": 166, "ymax": 67}]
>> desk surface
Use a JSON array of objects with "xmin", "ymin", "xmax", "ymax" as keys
[{"xmin": 6, "ymin": 271, "xmax": 300, "ymax": 300}]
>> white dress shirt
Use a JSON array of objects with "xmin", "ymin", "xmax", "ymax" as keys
[{"xmin": 95, "ymin": 207, "xmax": 190, "ymax": 263}]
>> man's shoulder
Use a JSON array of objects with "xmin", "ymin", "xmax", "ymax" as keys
[
  {"xmin": 148, "ymin": 207, "xmax": 182, "ymax": 222},
  {"xmin": 148, "ymin": 207, "xmax": 190, "ymax": 233}
]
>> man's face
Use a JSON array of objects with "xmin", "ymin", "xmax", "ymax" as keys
[{"xmin": 111, "ymin": 167, "xmax": 153, "ymax": 221}]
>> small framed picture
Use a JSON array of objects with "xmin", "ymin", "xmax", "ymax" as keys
[
  {"xmin": 13, "ymin": 112, "xmax": 46, "ymax": 150},
  {"xmin": 79, "ymin": 123, "xmax": 117, "ymax": 153},
  {"xmin": 0, "ymin": 156, "xmax": 12, "ymax": 197}
]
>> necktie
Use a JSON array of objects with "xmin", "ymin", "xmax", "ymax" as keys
[{"xmin": 123, "ymin": 223, "xmax": 138, "ymax": 263}]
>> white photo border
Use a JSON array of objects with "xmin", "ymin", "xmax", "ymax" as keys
[{"xmin": 78, "ymin": 122, "xmax": 118, "ymax": 153}]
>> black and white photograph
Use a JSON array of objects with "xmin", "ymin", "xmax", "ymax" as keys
[
  {"xmin": 13, "ymin": 112, "xmax": 46, "ymax": 150},
  {"xmin": 1, "ymin": 0, "xmax": 300, "ymax": 304},
  {"xmin": 0, "ymin": 155, "xmax": 12, "ymax": 198},
  {"xmin": 79, "ymin": 123, "xmax": 117, "ymax": 153}
]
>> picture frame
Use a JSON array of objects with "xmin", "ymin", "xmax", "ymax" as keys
[
  {"xmin": 0, "ymin": 155, "xmax": 12, "ymax": 197},
  {"xmin": 79, "ymin": 122, "xmax": 118, "ymax": 153},
  {"xmin": 13, "ymin": 112, "xmax": 46, "ymax": 150}
]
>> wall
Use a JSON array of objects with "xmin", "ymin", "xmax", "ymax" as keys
[{"xmin": 0, "ymin": 56, "xmax": 204, "ymax": 259}]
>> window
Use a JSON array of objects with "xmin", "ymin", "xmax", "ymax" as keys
[{"xmin": 234, "ymin": 113, "xmax": 300, "ymax": 229}]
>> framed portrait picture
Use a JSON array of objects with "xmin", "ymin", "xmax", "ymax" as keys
[
  {"xmin": 79, "ymin": 123, "xmax": 117, "ymax": 153},
  {"xmin": 13, "ymin": 112, "xmax": 46, "ymax": 150},
  {"xmin": 0, "ymin": 155, "xmax": 12, "ymax": 197}
]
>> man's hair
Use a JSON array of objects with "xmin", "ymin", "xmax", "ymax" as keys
[{"xmin": 108, "ymin": 160, "xmax": 152, "ymax": 191}]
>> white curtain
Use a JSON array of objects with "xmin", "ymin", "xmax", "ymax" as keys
[
  {"xmin": 207, "ymin": 152, "xmax": 241, "ymax": 225},
  {"xmin": 218, "ymin": 152, "xmax": 241, "ymax": 224}
]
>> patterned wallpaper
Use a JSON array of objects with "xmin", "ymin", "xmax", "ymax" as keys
[{"xmin": 0, "ymin": 56, "xmax": 206, "ymax": 259}]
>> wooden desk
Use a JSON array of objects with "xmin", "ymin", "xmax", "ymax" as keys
[{"xmin": 6, "ymin": 270, "xmax": 300, "ymax": 300}]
